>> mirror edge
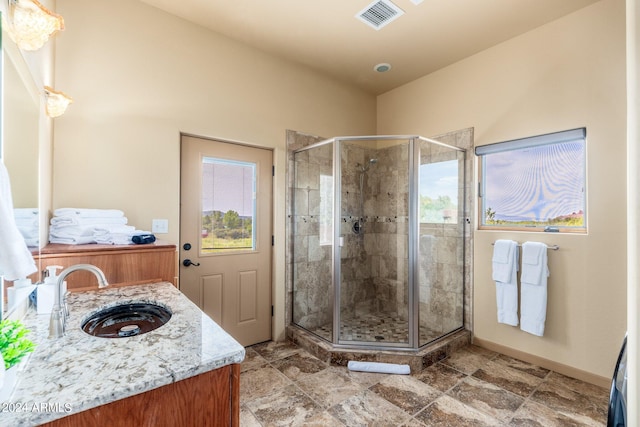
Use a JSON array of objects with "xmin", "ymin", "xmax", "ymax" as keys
[{"xmin": 1, "ymin": 7, "xmax": 51, "ymax": 319}]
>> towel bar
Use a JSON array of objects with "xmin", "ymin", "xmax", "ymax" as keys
[{"xmin": 491, "ymin": 242, "xmax": 559, "ymax": 250}]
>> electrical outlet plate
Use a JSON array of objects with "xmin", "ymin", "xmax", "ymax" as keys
[{"xmin": 152, "ymin": 219, "xmax": 169, "ymax": 234}]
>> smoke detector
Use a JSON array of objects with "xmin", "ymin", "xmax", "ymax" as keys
[{"xmin": 356, "ymin": 0, "xmax": 405, "ymax": 30}]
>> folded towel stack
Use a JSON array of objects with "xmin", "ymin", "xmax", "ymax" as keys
[
  {"xmin": 14, "ymin": 208, "xmax": 39, "ymax": 247},
  {"xmin": 49, "ymin": 208, "xmax": 152, "ymax": 245}
]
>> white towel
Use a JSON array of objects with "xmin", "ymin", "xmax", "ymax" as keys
[
  {"xmin": 15, "ymin": 217, "xmax": 38, "ymax": 228},
  {"xmin": 53, "ymin": 208, "xmax": 125, "ymax": 218},
  {"xmin": 50, "ymin": 225, "xmax": 97, "ymax": 239},
  {"xmin": 492, "ymin": 240, "xmax": 518, "ymax": 326},
  {"xmin": 17, "ymin": 225, "xmax": 39, "ymax": 240},
  {"xmin": 92, "ymin": 225, "xmax": 136, "ymax": 236},
  {"xmin": 93, "ymin": 225, "xmax": 137, "ymax": 245},
  {"xmin": 14, "ymin": 208, "xmax": 38, "ymax": 219},
  {"xmin": 492, "ymin": 239, "xmax": 515, "ymax": 282},
  {"xmin": 49, "ymin": 235, "xmax": 96, "ymax": 245},
  {"xmin": 50, "ymin": 216, "xmax": 128, "ymax": 227},
  {"xmin": 347, "ymin": 361, "xmax": 410, "ymax": 375},
  {"xmin": 520, "ymin": 242, "xmax": 549, "ymax": 336},
  {"xmin": 0, "ymin": 161, "xmax": 37, "ymax": 280},
  {"xmin": 22, "ymin": 237, "xmax": 39, "ymax": 248}
]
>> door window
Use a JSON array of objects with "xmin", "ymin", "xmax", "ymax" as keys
[{"xmin": 201, "ymin": 157, "xmax": 257, "ymax": 253}]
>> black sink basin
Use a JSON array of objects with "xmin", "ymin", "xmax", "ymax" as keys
[{"xmin": 82, "ymin": 302, "xmax": 172, "ymax": 338}]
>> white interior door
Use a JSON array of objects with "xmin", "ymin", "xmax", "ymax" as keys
[{"xmin": 180, "ymin": 135, "xmax": 272, "ymax": 346}]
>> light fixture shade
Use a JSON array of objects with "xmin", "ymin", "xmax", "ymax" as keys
[
  {"xmin": 5, "ymin": 0, "xmax": 64, "ymax": 51},
  {"xmin": 44, "ymin": 86, "xmax": 72, "ymax": 118}
]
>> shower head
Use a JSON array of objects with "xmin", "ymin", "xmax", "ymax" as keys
[{"xmin": 357, "ymin": 158, "xmax": 378, "ymax": 172}]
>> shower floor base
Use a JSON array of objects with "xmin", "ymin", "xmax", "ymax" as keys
[
  {"xmin": 286, "ymin": 324, "xmax": 471, "ymax": 373},
  {"xmin": 309, "ymin": 312, "xmax": 449, "ymax": 344}
]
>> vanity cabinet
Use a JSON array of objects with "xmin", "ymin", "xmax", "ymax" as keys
[
  {"xmin": 40, "ymin": 363, "xmax": 241, "ymax": 427},
  {"xmin": 34, "ymin": 242, "xmax": 177, "ymax": 290}
]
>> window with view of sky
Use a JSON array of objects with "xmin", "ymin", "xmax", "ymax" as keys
[{"xmin": 481, "ymin": 140, "xmax": 585, "ymax": 228}]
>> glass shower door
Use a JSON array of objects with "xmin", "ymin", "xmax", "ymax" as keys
[
  {"xmin": 417, "ymin": 140, "xmax": 465, "ymax": 346},
  {"xmin": 338, "ymin": 139, "xmax": 411, "ymax": 346}
]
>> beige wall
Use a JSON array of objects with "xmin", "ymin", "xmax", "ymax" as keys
[
  {"xmin": 52, "ymin": 1, "xmax": 376, "ymax": 340},
  {"xmin": 377, "ymin": 0, "xmax": 626, "ymax": 379}
]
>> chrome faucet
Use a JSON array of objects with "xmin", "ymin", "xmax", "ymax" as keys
[{"xmin": 49, "ymin": 264, "xmax": 109, "ymax": 338}]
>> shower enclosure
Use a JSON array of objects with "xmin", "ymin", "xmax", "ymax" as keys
[{"xmin": 292, "ymin": 135, "xmax": 466, "ymax": 349}]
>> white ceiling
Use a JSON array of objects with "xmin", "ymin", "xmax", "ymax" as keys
[{"xmin": 139, "ymin": 0, "xmax": 600, "ymax": 95}]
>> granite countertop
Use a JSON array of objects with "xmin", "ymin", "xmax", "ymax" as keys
[{"xmin": 1, "ymin": 282, "xmax": 245, "ymax": 426}]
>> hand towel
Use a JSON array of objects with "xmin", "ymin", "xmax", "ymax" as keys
[
  {"xmin": 493, "ymin": 239, "xmax": 518, "ymax": 326},
  {"xmin": 520, "ymin": 242, "xmax": 549, "ymax": 336},
  {"xmin": 492, "ymin": 239, "xmax": 515, "ymax": 283},
  {"xmin": 0, "ymin": 161, "xmax": 37, "ymax": 280}
]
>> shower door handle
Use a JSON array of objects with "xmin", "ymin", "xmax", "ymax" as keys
[{"xmin": 339, "ymin": 236, "xmax": 344, "ymax": 247}]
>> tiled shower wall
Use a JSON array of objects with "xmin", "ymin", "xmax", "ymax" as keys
[
  {"xmin": 288, "ymin": 132, "xmax": 332, "ymax": 332},
  {"xmin": 286, "ymin": 128, "xmax": 474, "ymax": 343},
  {"xmin": 339, "ymin": 142, "xmax": 410, "ymax": 322}
]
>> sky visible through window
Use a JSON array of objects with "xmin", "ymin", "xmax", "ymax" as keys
[
  {"xmin": 419, "ymin": 159, "xmax": 458, "ymax": 223},
  {"xmin": 420, "ymin": 160, "xmax": 458, "ymax": 201},
  {"xmin": 483, "ymin": 141, "xmax": 584, "ymax": 225}
]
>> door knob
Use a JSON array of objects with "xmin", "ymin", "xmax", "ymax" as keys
[{"xmin": 182, "ymin": 259, "xmax": 200, "ymax": 267}]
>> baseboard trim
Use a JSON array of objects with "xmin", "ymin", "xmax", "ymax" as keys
[{"xmin": 472, "ymin": 337, "xmax": 611, "ymax": 389}]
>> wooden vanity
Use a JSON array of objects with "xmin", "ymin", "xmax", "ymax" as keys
[
  {"xmin": 40, "ymin": 364, "xmax": 240, "ymax": 427},
  {"xmin": 34, "ymin": 242, "xmax": 177, "ymax": 289}
]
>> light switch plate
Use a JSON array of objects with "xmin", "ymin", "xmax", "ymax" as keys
[{"xmin": 152, "ymin": 219, "xmax": 169, "ymax": 234}]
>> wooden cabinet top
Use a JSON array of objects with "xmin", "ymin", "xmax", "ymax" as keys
[{"xmin": 40, "ymin": 241, "xmax": 176, "ymax": 256}]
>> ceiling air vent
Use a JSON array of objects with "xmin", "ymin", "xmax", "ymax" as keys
[{"xmin": 356, "ymin": 0, "xmax": 405, "ymax": 31}]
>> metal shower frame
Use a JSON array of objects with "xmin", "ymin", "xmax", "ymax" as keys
[{"xmin": 293, "ymin": 134, "xmax": 466, "ymax": 351}]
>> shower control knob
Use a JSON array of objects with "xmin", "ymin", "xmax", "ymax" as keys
[{"xmin": 182, "ymin": 259, "xmax": 200, "ymax": 267}]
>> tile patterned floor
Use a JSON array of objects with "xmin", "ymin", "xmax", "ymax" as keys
[
  {"xmin": 310, "ymin": 313, "xmax": 443, "ymax": 345},
  {"xmin": 240, "ymin": 341, "xmax": 609, "ymax": 426}
]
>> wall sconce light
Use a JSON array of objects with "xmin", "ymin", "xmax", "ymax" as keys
[
  {"xmin": 44, "ymin": 86, "xmax": 72, "ymax": 118},
  {"xmin": 5, "ymin": 0, "xmax": 64, "ymax": 51}
]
